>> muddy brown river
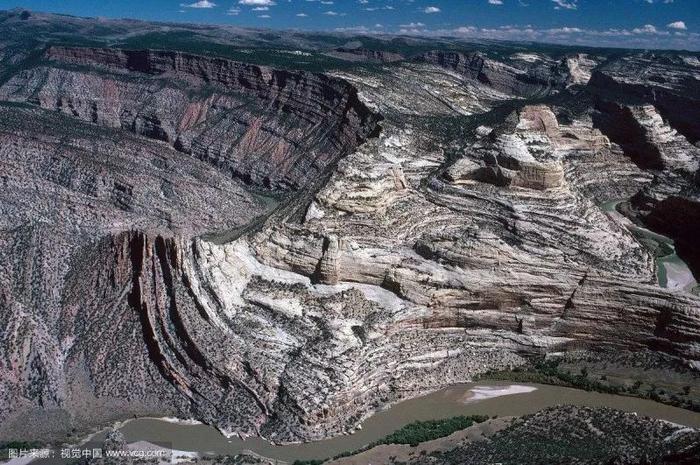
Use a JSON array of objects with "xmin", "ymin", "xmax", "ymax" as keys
[{"xmin": 104, "ymin": 382, "xmax": 700, "ymax": 462}]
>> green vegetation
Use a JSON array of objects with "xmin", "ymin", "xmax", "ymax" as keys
[
  {"xmin": 379, "ymin": 415, "xmax": 490, "ymax": 447},
  {"xmin": 292, "ymin": 415, "xmax": 490, "ymax": 465},
  {"xmin": 406, "ymin": 405, "xmax": 698, "ymax": 465},
  {"xmin": 0, "ymin": 441, "xmax": 42, "ymax": 459},
  {"xmin": 0, "ymin": 441, "xmax": 40, "ymax": 449},
  {"xmin": 114, "ymin": 32, "xmax": 384, "ymax": 73},
  {"xmin": 479, "ymin": 358, "xmax": 700, "ymax": 412}
]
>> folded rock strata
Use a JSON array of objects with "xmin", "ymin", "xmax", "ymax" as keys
[
  {"xmin": 0, "ymin": 40, "xmax": 699, "ymax": 447},
  {"xmin": 415, "ymin": 50, "xmax": 572, "ymax": 98}
]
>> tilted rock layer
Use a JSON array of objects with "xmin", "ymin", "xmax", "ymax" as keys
[
  {"xmin": 1, "ymin": 46, "xmax": 380, "ymax": 191},
  {"xmin": 0, "ymin": 31, "xmax": 699, "ymax": 446}
]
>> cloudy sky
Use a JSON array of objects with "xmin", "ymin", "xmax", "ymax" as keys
[{"xmin": 4, "ymin": 0, "xmax": 699, "ymax": 50}]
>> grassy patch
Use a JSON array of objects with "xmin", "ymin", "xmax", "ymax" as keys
[
  {"xmin": 379, "ymin": 415, "xmax": 490, "ymax": 447},
  {"xmin": 292, "ymin": 415, "xmax": 490, "ymax": 465}
]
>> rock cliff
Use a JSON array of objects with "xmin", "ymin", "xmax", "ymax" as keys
[
  {"xmin": 1, "ymin": 33, "xmax": 699, "ymax": 447},
  {"xmin": 415, "ymin": 50, "xmax": 570, "ymax": 98},
  {"xmin": 0, "ymin": 46, "xmax": 381, "ymax": 191},
  {"xmin": 589, "ymin": 53, "xmax": 700, "ymax": 143}
]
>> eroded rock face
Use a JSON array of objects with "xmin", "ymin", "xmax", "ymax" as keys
[
  {"xmin": 643, "ymin": 197, "xmax": 700, "ymax": 279},
  {"xmin": 210, "ymin": 87, "xmax": 700, "ymax": 440},
  {"xmin": 415, "ymin": 51, "xmax": 570, "ymax": 98},
  {"xmin": 0, "ymin": 102, "xmax": 272, "ymax": 440},
  {"xmin": 446, "ymin": 105, "xmax": 613, "ymax": 190},
  {"xmin": 589, "ymin": 57, "xmax": 700, "ymax": 285},
  {"xmin": 0, "ymin": 47, "xmax": 382, "ymax": 441},
  {"xmin": 328, "ymin": 47, "xmax": 405, "ymax": 63},
  {"xmin": 0, "ymin": 46, "xmax": 381, "ymax": 191},
  {"xmin": 594, "ymin": 101, "xmax": 700, "ymax": 172},
  {"xmin": 590, "ymin": 53, "xmax": 700, "ymax": 143},
  {"xmin": 450, "ymin": 139, "xmax": 566, "ymax": 191},
  {"xmin": 1, "ymin": 34, "xmax": 700, "ymax": 447},
  {"xmin": 564, "ymin": 53, "xmax": 598, "ymax": 86}
]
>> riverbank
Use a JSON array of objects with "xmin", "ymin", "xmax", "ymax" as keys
[
  {"xmin": 4, "ymin": 380, "xmax": 700, "ymax": 465},
  {"xmin": 326, "ymin": 416, "xmax": 513, "ymax": 465},
  {"xmin": 600, "ymin": 199, "xmax": 698, "ymax": 294},
  {"xmin": 479, "ymin": 356, "xmax": 700, "ymax": 413},
  {"xmin": 11, "ymin": 380, "xmax": 698, "ymax": 465}
]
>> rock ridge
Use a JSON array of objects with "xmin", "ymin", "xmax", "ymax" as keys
[{"xmin": 1, "ymin": 45, "xmax": 382, "ymax": 191}]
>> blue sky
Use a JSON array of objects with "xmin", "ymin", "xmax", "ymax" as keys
[{"xmin": 3, "ymin": 1, "xmax": 699, "ymax": 50}]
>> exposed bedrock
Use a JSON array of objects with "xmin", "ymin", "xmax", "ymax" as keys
[
  {"xmin": 415, "ymin": 50, "xmax": 570, "ymax": 98},
  {"xmin": 0, "ymin": 46, "xmax": 381, "ymax": 191},
  {"xmin": 0, "ymin": 104, "xmax": 262, "ymax": 235},
  {"xmin": 563, "ymin": 53, "xmax": 598, "ymax": 87},
  {"xmin": 589, "ymin": 54, "xmax": 700, "ymax": 143},
  {"xmin": 446, "ymin": 106, "xmax": 574, "ymax": 190},
  {"xmin": 39, "ymin": 230, "xmax": 541, "ymax": 442},
  {"xmin": 593, "ymin": 100, "xmax": 700, "ymax": 172},
  {"xmin": 248, "ymin": 223, "xmax": 700, "ymax": 359},
  {"xmin": 642, "ymin": 196, "xmax": 700, "ymax": 280},
  {"xmin": 2, "ymin": 43, "xmax": 700, "ymax": 446},
  {"xmin": 241, "ymin": 102, "xmax": 699, "ymax": 371},
  {"xmin": 0, "ymin": 101, "xmax": 273, "ymax": 440},
  {"xmin": 589, "ymin": 71, "xmax": 700, "ymax": 283},
  {"xmin": 328, "ymin": 47, "xmax": 405, "ymax": 63}
]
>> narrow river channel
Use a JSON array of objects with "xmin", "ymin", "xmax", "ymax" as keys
[
  {"xmin": 599, "ymin": 199, "xmax": 698, "ymax": 293},
  {"xmin": 32, "ymin": 381, "xmax": 696, "ymax": 464}
]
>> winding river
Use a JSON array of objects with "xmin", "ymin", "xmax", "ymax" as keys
[
  {"xmin": 600, "ymin": 199, "xmax": 698, "ymax": 293},
  {"xmin": 24, "ymin": 382, "xmax": 698, "ymax": 464},
  {"xmin": 15, "ymin": 199, "xmax": 700, "ymax": 465}
]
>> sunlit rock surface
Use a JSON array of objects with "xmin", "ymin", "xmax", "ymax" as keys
[{"xmin": 0, "ymin": 17, "xmax": 699, "ymax": 447}]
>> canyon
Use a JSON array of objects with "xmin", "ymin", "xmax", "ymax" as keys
[{"xmin": 0, "ymin": 8, "xmax": 699, "ymax": 464}]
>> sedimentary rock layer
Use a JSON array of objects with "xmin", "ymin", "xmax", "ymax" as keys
[
  {"xmin": 589, "ymin": 53, "xmax": 700, "ymax": 143},
  {"xmin": 1, "ymin": 35, "xmax": 699, "ymax": 448},
  {"xmin": 415, "ymin": 50, "xmax": 570, "ymax": 98},
  {"xmin": 0, "ymin": 46, "xmax": 381, "ymax": 191}
]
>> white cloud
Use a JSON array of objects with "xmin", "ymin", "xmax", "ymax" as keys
[
  {"xmin": 489, "ymin": 0, "xmax": 504, "ymax": 4},
  {"xmin": 238, "ymin": 0, "xmax": 276, "ymax": 5},
  {"xmin": 551, "ymin": 0, "xmax": 577, "ymax": 9},
  {"xmin": 296, "ymin": 13, "xmax": 308, "ymax": 17},
  {"xmin": 395, "ymin": 23, "xmax": 698, "ymax": 50},
  {"xmin": 424, "ymin": 6, "xmax": 441, "ymax": 13},
  {"xmin": 667, "ymin": 21, "xmax": 687, "ymax": 30},
  {"xmin": 632, "ymin": 24, "xmax": 658, "ymax": 34},
  {"xmin": 226, "ymin": 7, "xmax": 240, "ymax": 15},
  {"xmin": 334, "ymin": 25, "xmax": 371, "ymax": 33},
  {"xmin": 181, "ymin": 0, "xmax": 216, "ymax": 8},
  {"xmin": 548, "ymin": 26, "xmax": 583, "ymax": 33}
]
